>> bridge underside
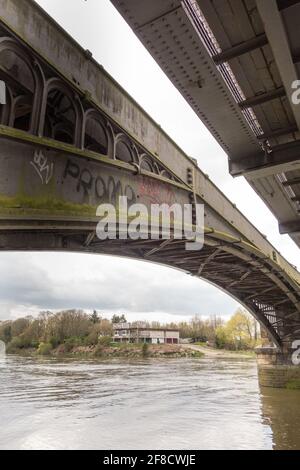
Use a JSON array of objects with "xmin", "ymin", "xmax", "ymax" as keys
[
  {"xmin": 110, "ymin": 0, "xmax": 300, "ymax": 249},
  {"xmin": 1, "ymin": 222, "xmax": 299, "ymax": 348},
  {"xmin": 0, "ymin": 0, "xmax": 299, "ymax": 348}
]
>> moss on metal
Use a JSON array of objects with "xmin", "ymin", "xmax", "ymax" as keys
[
  {"xmin": 286, "ymin": 379, "xmax": 300, "ymax": 390},
  {"xmin": 0, "ymin": 194, "xmax": 96, "ymax": 216}
]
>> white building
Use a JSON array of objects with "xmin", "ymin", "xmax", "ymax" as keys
[{"xmin": 113, "ymin": 322, "xmax": 179, "ymax": 344}]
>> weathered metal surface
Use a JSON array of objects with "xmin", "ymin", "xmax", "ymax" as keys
[
  {"xmin": 0, "ymin": 0, "xmax": 299, "ymax": 346},
  {"xmin": 109, "ymin": 0, "xmax": 300, "ymax": 248}
]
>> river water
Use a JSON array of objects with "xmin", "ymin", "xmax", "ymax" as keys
[{"xmin": 0, "ymin": 355, "xmax": 299, "ymax": 450}]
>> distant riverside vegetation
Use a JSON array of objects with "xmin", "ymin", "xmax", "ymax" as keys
[{"xmin": 0, "ymin": 309, "xmax": 261, "ymax": 357}]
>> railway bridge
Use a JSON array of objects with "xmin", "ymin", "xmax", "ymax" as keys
[{"xmin": 0, "ymin": 0, "xmax": 299, "ymax": 386}]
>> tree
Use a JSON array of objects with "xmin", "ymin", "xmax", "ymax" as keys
[
  {"xmin": 22, "ymin": 317, "xmax": 46, "ymax": 344},
  {"xmin": 215, "ymin": 325, "xmax": 228, "ymax": 349},
  {"xmin": 85, "ymin": 319, "xmax": 113, "ymax": 345},
  {"xmin": 0, "ymin": 321, "xmax": 12, "ymax": 343},
  {"xmin": 111, "ymin": 314, "xmax": 127, "ymax": 324},
  {"xmin": 45, "ymin": 309, "xmax": 91, "ymax": 342},
  {"xmin": 11, "ymin": 317, "xmax": 31, "ymax": 337},
  {"xmin": 90, "ymin": 310, "xmax": 100, "ymax": 324},
  {"xmin": 98, "ymin": 319, "xmax": 113, "ymax": 336},
  {"xmin": 221, "ymin": 309, "xmax": 259, "ymax": 350}
]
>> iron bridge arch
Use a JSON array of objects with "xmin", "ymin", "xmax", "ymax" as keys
[{"xmin": 0, "ymin": 8, "xmax": 299, "ymax": 349}]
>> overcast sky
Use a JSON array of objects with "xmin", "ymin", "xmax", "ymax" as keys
[{"xmin": 0, "ymin": 0, "xmax": 299, "ymax": 323}]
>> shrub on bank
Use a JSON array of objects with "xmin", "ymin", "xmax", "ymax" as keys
[
  {"xmin": 94, "ymin": 344, "xmax": 104, "ymax": 357},
  {"xmin": 6, "ymin": 335, "xmax": 38, "ymax": 352},
  {"xmin": 64, "ymin": 336, "xmax": 84, "ymax": 352},
  {"xmin": 37, "ymin": 342, "xmax": 52, "ymax": 355},
  {"xmin": 142, "ymin": 342, "xmax": 149, "ymax": 357},
  {"xmin": 98, "ymin": 336, "xmax": 112, "ymax": 346},
  {"xmin": 84, "ymin": 330, "xmax": 99, "ymax": 346},
  {"xmin": 49, "ymin": 336, "xmax": 60, "ymax": 348},
  {"xmin": 190, "ymin": 350, "xmax": 204, "ymax": 358}
]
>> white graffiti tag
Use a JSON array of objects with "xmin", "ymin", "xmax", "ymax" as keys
[
  {"xmin": 0, "ymin": 80, "xmax": 6, "ymax": 105},
  {"xmin": 291, "ymin": 340, "xmax": 300, "ymax": 365},
  {"xmin": 30, "ymin": 150, "xmax": 54, "ymax": 185}
]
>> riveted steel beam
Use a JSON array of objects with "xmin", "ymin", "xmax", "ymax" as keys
[
  {"xmin": 257, "ymin": 125, "xmax": 298, "ymax": 141},
  {"xmin": 277, "ymin": 0, "xmax": 300, "ymax": 10},
  {"xmin": 212, "ymin": 34, "xmax": 268, "ymax": 65},
  {"xmin": 283, "ymin": 177, "xmax": 300, "ymax": 186},
  {"xmin": 257, "ymin": 0, "xmax": 300, "ymax": 131},
  {"xmin": 238, "ymin": 87, "xmax": 286, "ymax": 109},
  {"xmin": 279, "ymin": 220, "xmax": 300, "ymax": 234},
  {"xmin": 230, "ymin": 140, "xmax": 300, "ymax": 176}
]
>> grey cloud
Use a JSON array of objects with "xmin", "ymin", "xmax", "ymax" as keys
[{"xmin": 0, "ymin": 253, "xmax": 238, "ymax": 321}]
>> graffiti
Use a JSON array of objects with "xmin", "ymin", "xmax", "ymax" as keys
[
  {"xmin": 0, "ymin": 80, "xmax": 5, "ymax": 105},
  {"xmin": 63, "ymin": 159, "xmax": 136, "ymax": 204},
  {"xmin": 291, "ymin": 80, "xmax": 300, "ymax": 105},
  {"xmin": 138, "ymin": 178, "xmax": 175, "ymax": 205},
  {"xmin": 30, "ymin": 150, "xmax": 54, "ymax": 185},
  {"xmin": 292, "ymin": 340, "xmax": 300, "ymax": 365}
]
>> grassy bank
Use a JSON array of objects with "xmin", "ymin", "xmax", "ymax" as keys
[{"xmin": 191, "ymin": 342, "xmax": 256, "ymax": 357}]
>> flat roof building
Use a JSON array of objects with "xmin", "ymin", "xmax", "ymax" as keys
[{"xmin": 113, "ymin": 322, "xmax": 179, "ymax": 344}]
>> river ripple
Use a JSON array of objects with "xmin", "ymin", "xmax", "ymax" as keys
[{"xmin": 0, "ymin": 355, "xmax": 299, "ymax": 450}]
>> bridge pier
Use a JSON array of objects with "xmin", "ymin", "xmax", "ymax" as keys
[{"xmin": 256, "ymin": 347, "xmax": 300, "ymax": 389}]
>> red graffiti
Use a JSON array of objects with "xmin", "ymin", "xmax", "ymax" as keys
[{"xmin": 138, "ymin": 179, "xmax": 175, "ymax": 205}]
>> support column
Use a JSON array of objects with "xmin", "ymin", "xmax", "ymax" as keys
[{"xmin": 256, "ymin": 347, "xmax": 300, "ymax": 388}]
